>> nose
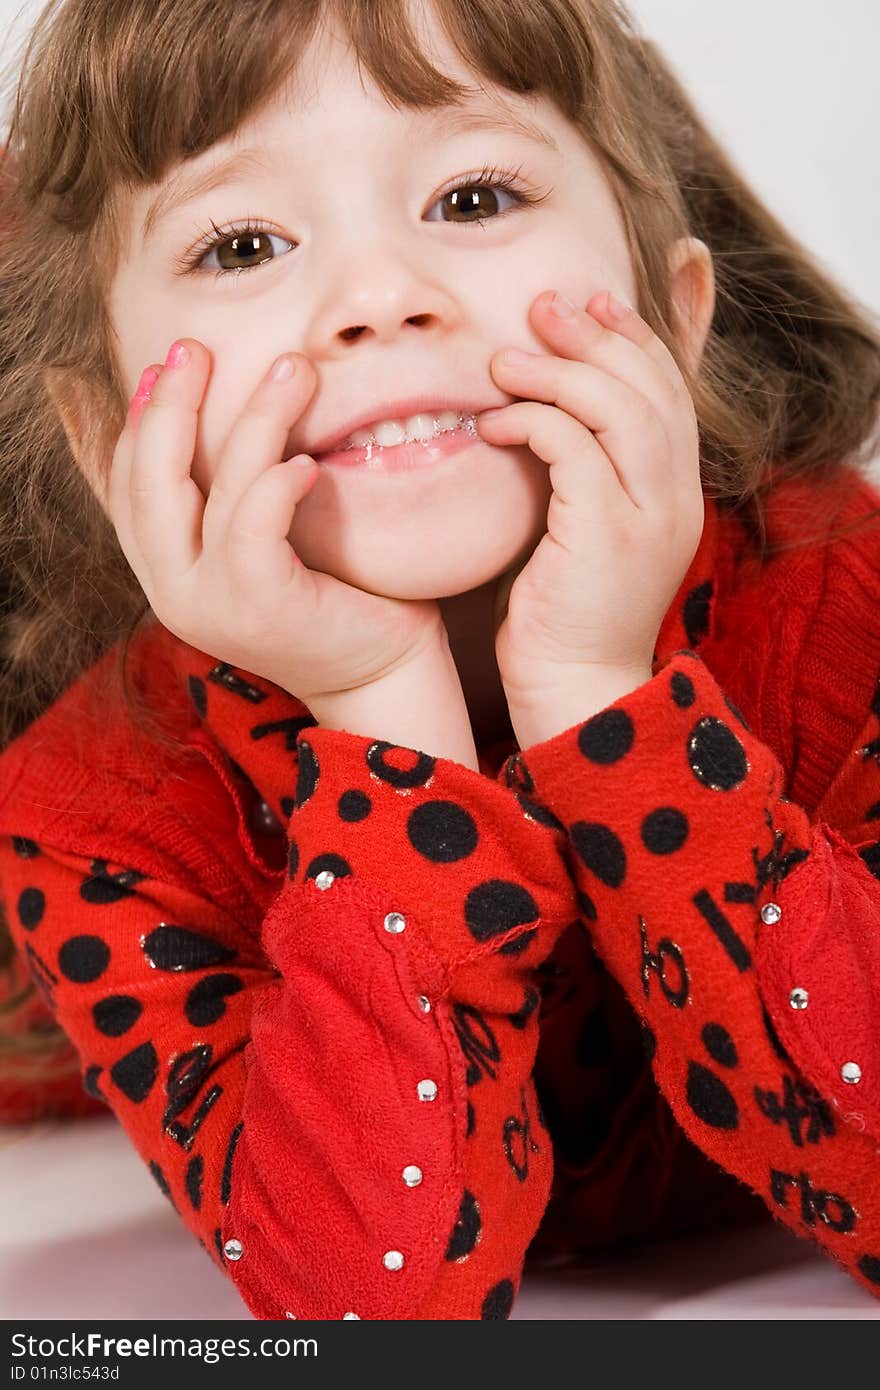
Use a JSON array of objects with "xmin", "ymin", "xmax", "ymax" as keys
[{"xmin": 302, "ymin": 260, "xmax": 458, "ymax": 357}]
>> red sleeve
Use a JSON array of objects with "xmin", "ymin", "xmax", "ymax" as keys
[
  {"xmin": 505, "ymin": 648, "xmax": 880, "ymax": 1301},
  {"xmin": 0, "ymin": 727, "xmax": 578, "ymax": 1320}
]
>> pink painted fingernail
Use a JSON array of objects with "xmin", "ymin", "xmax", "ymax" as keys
[
  {"xmin": 129, "ymin": 366, "xmax": 160, "ymax": 419},
  {"xmin": 165, "ymin": 340, "xmax": 190, "ymax": 370}
]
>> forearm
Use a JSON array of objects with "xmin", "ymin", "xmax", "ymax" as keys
[{"xmin": 307, "ymin": 639, "xmax": 481, "ymax": 771}]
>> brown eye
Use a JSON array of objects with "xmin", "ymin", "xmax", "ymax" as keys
[
  {"xmin": 207, "ymin": 229, "xmax": 289, "ymax": 271},
  {"xmin": 431, "ymin": 181, "xmax": 520, "ymax": 225}
]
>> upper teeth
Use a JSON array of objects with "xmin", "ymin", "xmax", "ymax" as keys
[{"xmin": 340, "ymin": 410, "xmax": 477, "ymax": 452}]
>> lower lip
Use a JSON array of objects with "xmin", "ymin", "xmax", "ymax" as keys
[{"xmin": 315, "ymin": 425, "xmax": 482, "ymax": 473}]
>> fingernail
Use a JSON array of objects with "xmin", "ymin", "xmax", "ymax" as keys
[
  {"xmin": 550, "ymin": 292, "xmax": 576, "ymax": 318},
  {"xmin": 269, "ymin": 353, "xmax": 296, "ymax": 383},
  {"xmin": 606, "ymin": 292, "xmax": 632, "ymax": 320},
  {"xmin": 165, "ymin": 341, "xmax": 190, "ymax": 370},
  {"xmin": 129, "ymin": 366, "xmax": 160, "ymax": 418}
]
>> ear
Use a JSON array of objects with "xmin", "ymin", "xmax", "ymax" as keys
[
  {"xmin": 43, "ymin": 367, "xmax": 112, "ymax": 514},
  {"xmin": 666, "ymin": 236, "xmax": 716, "ymax": 378}
]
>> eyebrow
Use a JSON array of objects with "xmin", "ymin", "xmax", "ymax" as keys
[{"xmin": 141, "ymin": 102, "xmax": 558, "ymax": 241}]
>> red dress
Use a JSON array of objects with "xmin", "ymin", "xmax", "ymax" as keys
[{"xmin": 1, "ymin": 468, "xmax": 880, "ymax": 1319}]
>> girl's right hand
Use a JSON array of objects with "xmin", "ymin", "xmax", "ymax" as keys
[{"xmin": 107, "ymin": 340, "xmax": 449, "ymax": 706}]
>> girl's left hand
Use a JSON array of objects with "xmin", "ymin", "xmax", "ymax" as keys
[{"xmin": 478, "ymin": 288, "xmax": 706, "ymax": 710}]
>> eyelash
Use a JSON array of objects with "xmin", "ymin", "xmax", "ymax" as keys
[{"xmin": 173, "ymin": 163, "xmax": 551, "ymax": 281}]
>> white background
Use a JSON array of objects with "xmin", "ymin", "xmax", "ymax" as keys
[{"xmin": 1, "ymin": 0, "xmax": 878, "ymax": 318}]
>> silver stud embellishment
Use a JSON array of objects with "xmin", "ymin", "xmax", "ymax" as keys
[
  {"xmin": 284, "ymin": 1311, "xmax": 296, "ymax": 1319},
  {"xmin": 384, "ymin": 911, "xmax": 406, "ymax": 934},
  {"xmin": 223, "ymin": 1237, "xmax": 243, "ymax": 1261},
  {"xmin": 417, "ymin": 995, "xmax": 431, "ymax": 1013},
  {"xmin": 383, "ymin": 1250, "xmax": 405, "ymax": 1271},
  {"xmin": 315, "ymin": 870, "xmax": 336, "ymax": 891},
  {"xmin": 417, "ymin": 1079, "xmax": 438, "ymax": 1101},
  {"xmin": 760, "ymin": 902, "xmax": 782, "ymax": 925},
  {"xmin": 402, "ymin": 1165, "xmax": 423, "ymax": 1187},
  {"xmin": 342, "ymin": 1312, "xmax": 360, "ymax": 1319},
  {"xmin": 789, "ymin": 987, "xmax": 809, "ymax": 1010},
  {"xmin": 841, "ymin": 1061, "xmax": 862, "ymax": 1084},
  {"xmin": 252, "ymin": 799, "xmax": 281, "ymax": 834}
]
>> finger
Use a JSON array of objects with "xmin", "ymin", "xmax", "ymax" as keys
[
  {"xmin": 201, "ymin": 352, "xmax": 317, "ymax": 555},
  {"xmin": 128, "ymin": 339, "xmax": 212, "ymax": 588},
  {"xmin": 485, "ymin": 353, "xmax": 671, "ymax": 511},
  {"xmin": 476, "ymin": 399, "xmax": 629, "ymax": 525},
  {"xmin": 105, "ymin": 364, "xmax": 163, "ymax": 577},
  {"xmin": 225, "ymin": 453, "xmax": 318, "ymax": 602},
  {"xmin": 532, "ymin": 289, "xmax": 689, "ymax": 415}
]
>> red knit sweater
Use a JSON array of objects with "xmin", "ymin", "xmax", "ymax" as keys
[{"xmin": 1, "ymin": 467, "xmax": 880, "ymax": 1319}]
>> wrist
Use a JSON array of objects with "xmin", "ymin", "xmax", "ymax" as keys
[
  {"xmin": 307, "ymin": 640, "xmax": 481, "ymax": 771},
  {"xmin": 508, "ymin": 664, "xmax": 654, "ymax": 750}
]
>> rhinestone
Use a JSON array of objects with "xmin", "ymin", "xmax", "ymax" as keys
[
  {"xmin": 417, "ymin": 995, "xmax": 431, "ymax": 1013},
  {"xmin": 402, "ymin": 1165, "xmax": 423, "ymax": 1187},
  {"xmin": 284, "ymin": 1311, "xmax": 296, "ymax": 1319},
  {"xmin": 841, "ymin": 1061, "xmax": 862, "ymax": 1084},
  {"xmin": 760, "ymin": 902, "xmax": 782, "ymax": 924},
  {"xmin": 315, "ymin": 871, "xmax": 336, "ymax": 890},
  {"xmin": 252, "ymin": 798, "xmax": 281, "ymax": 834},
  {"xmin": 384, "ymin": 911, "xmax": 406, "ymax": 934},
  {"xmin": 342, "ymin": 1312, "xmax": 360, "ymax": 1320},
  {"xmin": 223, "ymin": 1238, "xmax": 243, "ymax": 1261},
  {"xmin": 383, "ymin": 1250, "xmax": 405, "ymax": 1271},
  {"xmin": 417, "ymin": 1079, "xmax": 438, "ymax": 1101},
  {"xmin": 789, "ymin": 987, "xmax": 809, "ymax": 1010}
]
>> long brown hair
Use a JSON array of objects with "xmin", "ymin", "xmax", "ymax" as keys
[{"xmin": 1, "ymin": 0, "xmax": 879, "ymax": 1083}]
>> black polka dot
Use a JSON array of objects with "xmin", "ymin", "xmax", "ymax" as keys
[
  {"xmin": 481, "ymin": 1278, "xmax": 515, "ymax": 1319},
  {"xmin": 17, "ymin": 886, "xmax": 45, "ymax": 931},
  {"xmin": 688, "ymin": 717, "xmax": 748, "ymax": 791},
  {"xmin": 498, "ymin": 928, "xmax": 537, "ymax": 957},
  {"xmin": 445, "ymin": 1189, "xmax": 481, "ymax": 1262},
  {"xmin": 295, "ymin": 739, "xmax": 319, "ymax": 806},
  {"xmin": 142, "ymin": 925, "xmax": 237, "ymax": 971},
  {"xmin": 685, "ymin": 1060, "xmax": 739, "ymax": 1129},
  {"xmin": 221, "ymin": 1122, "xmax": 243, "ymax": 1205},
  {"xmin": 185, "ymin": 1153, "xmax": 204, "ymax": 1211},
  {"xmin": 701, "ymin": 1022, "xmax": 738, "ymax": 1068},
  {"xmin": 577, "ymin": 708, "xmax": 635, "ymax": 764},
  {"xmin": 671, "ymin": 670, "xmax": 695, "ymax": 707},
  {"xmin": 641, "ymin": 807, "xmax": 689, "ymax": 854},
  {"xmin": 408, "ymin": 801, "xmax": 478, "ymax": 863},
  {"xmin": 570, "ymin": 821, "xmax": 626, "ymax": 888},
  {"xmin": 683, "ymin": 580, "xmax": 713, "ymax": 648},
  {"xmin": 576, "ymin": 888, "xmax": 597, "ymax": 923},
  {"xmin": 149, "ymin": 1159, "xmax": 176, "ymax": 1210},
  {"xmin": 214, "ymin": 1228, "xmax": 225, "ymax": 1262},
  {"xmin": 82, "ymin": 1065, "xmax": 105, "ymax": 1102},
  {"xmin": 338, "ymin": 790, "xmax": 371, "ymax": 822},
  {"xmin": 187, "ymin": 675, "xmax": 207, "ymax": 717},
  {"xmin": 466, "ymin": 1101, "xmax": 476, "ymax": 1138},
  {"xmin": 110, "ymin": 1040, "xmax": 158, "ymax": 1103},
  {"xmin": 305, "ymin": 853, "xmax": 352, "ymax": 881},
  {"xmin": 92, "ymin": 994, "xmax": 142, "ymax": 1037},
  {"xmin": 280, "ymin": 796, "xmax": 295, "ymax": 818},
  {"xmin": 58, "ymin": 934, "xmax": 110, "ymax": 983},
  {"xmin": 504, "ymin": 754, "xmax": 534, "ymax": 795},
  {"xmin": 185, "ymin": 974, "xmax": 244, "ymax": 1027},
  {"xmin": 11, "ymin": 836, "xmax": 41, "ymax": 859},
  {"xmin": 641, "ymin": 1019, "xmax": 657, "ymax": 1063},
  {"xmin": 857, "ymin": 1254, "xmax": 880, "ymax": 1285},
  {"xmin": 464, "ymin": 880, "xmax": 539, "ymax": 945},
  {"xmin": 287, "ymin": 838, "xmax": 300, "ymax": 879},
  {"xmin": 366, "ymin": 742, "xmax": 435, "ymax": 789},
  {"xmin": 515, "ymin": 795, "xmax": 566, "ymax": 832},
  {"xmin": 80, "ymin": 862, "xmax": 144, "ymax": 904}
]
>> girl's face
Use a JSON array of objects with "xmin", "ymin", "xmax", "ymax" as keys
[{"xmin": 108, "ymin": 6, "xmax": 640, "ymax": 600}]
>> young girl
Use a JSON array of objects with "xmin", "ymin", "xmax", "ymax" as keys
[{"xmin": 1, "ymin": 0, "xmax": 879, "ymax": 1322}]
